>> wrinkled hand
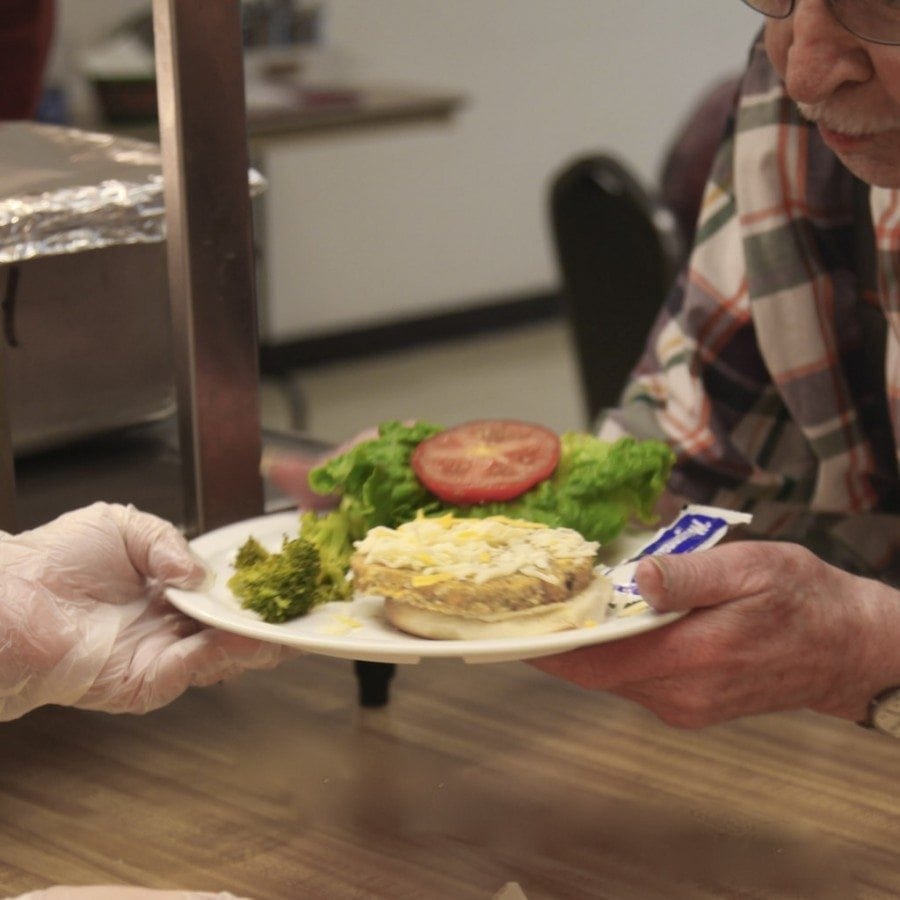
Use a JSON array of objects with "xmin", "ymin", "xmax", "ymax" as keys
[
  {"xmin": 10, "ymin": 887, "xmax": 251, "ymax": 900},
  {"xmin": 0, "ymin": 502, "xmax": 293, "ymax": 721},
  {"xmin": 262, "ymin": 426, "xmax": 383, "ymax": 509},
  {"xmin": 531, "ymin": 541, "xmax": 900, "ymax": 728}
]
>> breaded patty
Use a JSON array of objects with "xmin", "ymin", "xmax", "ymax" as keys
[
  {"xmin": 350, "ymin": 513, "xmax": 601, "ymax": 626},
  {"xmin": 352, "ymin": 555, "xmax": 595, "ymax": 619}
]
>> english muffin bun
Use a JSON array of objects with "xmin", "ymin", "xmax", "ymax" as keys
[{"xmin": 351, "ymin": 514, "xmax": 612, "ymax": 639}]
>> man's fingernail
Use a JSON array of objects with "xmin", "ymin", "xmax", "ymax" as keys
[
  {"xmin": 637, "ymin": 556, "xmax": 669, "ymax": 608},
  {"xmin": 648, "ymin": 555, "xmax": 669, "ymax": 588}
]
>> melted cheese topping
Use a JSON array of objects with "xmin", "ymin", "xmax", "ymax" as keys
[{"xmin": 353, "ymin": 514, "xmax": 599, "ymax": 586}]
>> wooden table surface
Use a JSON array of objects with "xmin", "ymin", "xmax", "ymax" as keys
[{"xmin": 1, "ymin": 652, "xmax": 898, "ymax": 899}]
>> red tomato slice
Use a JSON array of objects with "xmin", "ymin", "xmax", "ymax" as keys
[{"xmin": 411, "ymin": 419, "xmax": 561, "ymax": 503}]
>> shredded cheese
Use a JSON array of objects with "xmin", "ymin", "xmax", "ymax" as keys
[{"xmin": 353, "ymin": 515, "xmax": 599, "ymax": 585}]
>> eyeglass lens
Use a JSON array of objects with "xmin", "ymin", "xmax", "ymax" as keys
[{"xmin": 740, "ymin": 0, "xmax": 900, "ymax": 46}]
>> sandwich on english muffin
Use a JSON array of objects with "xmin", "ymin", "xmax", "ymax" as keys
[{"xmin": 351, "ymin": 514, "xmax": 612, "ymax": 639}]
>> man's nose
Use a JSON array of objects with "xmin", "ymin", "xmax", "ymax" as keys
[{"xmin": 782, "ymin": 0, "xmax": 870, "ymax": 104}]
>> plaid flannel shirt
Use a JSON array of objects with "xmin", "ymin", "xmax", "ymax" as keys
[{"xmin": 599, "ymin": 34, "xmax": 900, "ymax": 517}]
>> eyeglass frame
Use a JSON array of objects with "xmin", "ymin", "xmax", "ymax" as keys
[{"xmin": 739, "ymin": 0, "xmax": 900, "ymax": 47}]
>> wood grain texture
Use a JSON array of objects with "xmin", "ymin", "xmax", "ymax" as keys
[{"xmin": 1, "ymin": 654, "xmax": 898, "ymax": 899}]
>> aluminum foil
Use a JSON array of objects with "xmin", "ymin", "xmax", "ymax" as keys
[{"xmin": 0, "ymin": 121, "xmax": 266, "ymax": 264}]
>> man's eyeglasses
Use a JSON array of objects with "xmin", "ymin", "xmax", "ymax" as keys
[{"xmin": 740, "ymin": 0, "xmax": 900, "ymax": 46}]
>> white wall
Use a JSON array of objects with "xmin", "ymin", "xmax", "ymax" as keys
[{"xmin": 262, "ymin": 0, "xmax": 760, "ymax": 341}]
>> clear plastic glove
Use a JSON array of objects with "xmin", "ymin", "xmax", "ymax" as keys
[
  {"xmin": 9, "ymin": 888, "xmax": 251, "ymax": 899},
  {"xmin": 0, "ymin": 502, "xmax": 294, "ymax": 721}
]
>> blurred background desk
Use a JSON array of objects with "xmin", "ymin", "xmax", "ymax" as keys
[
  {"xmin": 1, "ymin": 653, "xmax": 898, "ymax": 898},
  {"xmin": 248, "ymin": 84, "xmax": 465, "ymax": 140},
  {"xmin": 109, "ymin": 84, "xmax": 466, "ymax": 143}
]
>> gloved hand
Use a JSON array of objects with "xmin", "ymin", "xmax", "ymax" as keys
[
  {"xmin": 0, "ymin": 502, "xmax": 293, "ymax": 721},
  {"xmin": 8, "ymin": 887, "xmax": 251, "ymax": 899}
]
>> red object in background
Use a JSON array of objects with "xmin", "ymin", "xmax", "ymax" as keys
[{"xmin": 0, "ymin": 0, "xmax": 55, "ymax": 120}]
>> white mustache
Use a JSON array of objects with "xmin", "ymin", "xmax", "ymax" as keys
[{"xmin": 797, "ymin": 100, "xmax": 900, "ymax": 136}]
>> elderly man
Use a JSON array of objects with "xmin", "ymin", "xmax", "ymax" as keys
[
  {"xmin": 272, "ymin": 0, "xmax": 900, "ymax": 736},
  {"xmin": 532, "ymin": 0, "xmax": 900, "ymax": 732}
]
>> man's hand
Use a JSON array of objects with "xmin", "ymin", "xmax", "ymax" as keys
[
  {"xmin": 531, "ymin": 541, "xmax": 900, "ymax": 728},
  {"xmin": 0, "ymin": 502, "xmax": 293, "ymax": 720}
]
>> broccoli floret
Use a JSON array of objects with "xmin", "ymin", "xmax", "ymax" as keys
[
  {"xmin": 228, "ymin": 535, "xmax": 321, "ymax": 623},
  {"xmin": 299, "ymin": 510, "xmax": 353, "ymax": 602},
  {"xmin": 233, "ymin": 536, "xmax": 270, "ymax": 569}
]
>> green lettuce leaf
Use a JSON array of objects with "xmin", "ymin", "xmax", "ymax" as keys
[
  {"xmin": 309, "ymin": 420, "xmax": 445, "ymax": 534},
  {"xmin": 308, "ymin": 421, "xmax": 675, "ymax": 551},
  {"xmin": 453, "ymin": 434, "xmax": 675, "ymax": 543}
]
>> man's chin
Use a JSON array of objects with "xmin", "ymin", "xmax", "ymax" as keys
[
  {"xmin": 824, "ymin": 140, "xmax": 900, "ymax": 188},
  {"xmin": 802, "ymin": 117, "xmax": 900, "ymax": 187},
  {"xmin": 836, "ymin": 155, "xmax": 900, "ymax": 189}
]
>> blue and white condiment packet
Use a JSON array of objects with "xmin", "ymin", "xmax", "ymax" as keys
[{"xmin": 598, "ymin": 504, "xmax": 753, "ymax": 617}]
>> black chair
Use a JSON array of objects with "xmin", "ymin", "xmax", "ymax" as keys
[
  {"xmin": 549, "ymin": 153, "xmax": 683, "ymax": 426},
  {"xmin": 549, "ymin": 77, "xmax": 740, "ymax": 428}
]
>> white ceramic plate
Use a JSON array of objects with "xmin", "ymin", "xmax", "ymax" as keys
[{"xmin": 165, "ymin": 511, "xmax": 682, "ymax": 664}]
